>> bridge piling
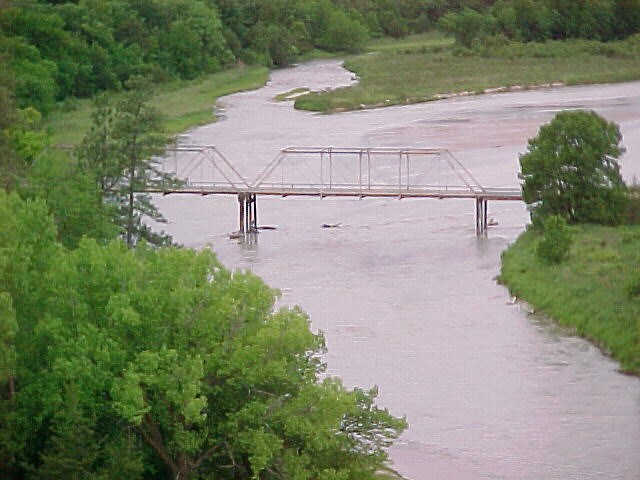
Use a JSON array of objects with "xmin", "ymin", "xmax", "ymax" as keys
[
  {"xmin": 238, "ymin": 194, "xmax": 246, "ymax": 234},
  {"xmin": 238, "ymin": 193, "xmax": 258, "ymax": 234},
  {"xmin": 475, "ymin": 197, "xmax": 489, "ymax": 235}
]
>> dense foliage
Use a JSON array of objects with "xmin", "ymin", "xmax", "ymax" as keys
[
  {"xmin": 0, "ymin": 190, "xmax": 406, "ymax": 480},
  {"xmin": 440, "ymin": 0, "xmax": 640, "ymax": 48},
  {"xmin": 2, "ymin": 0, "xmax": 639, "ymax": 115},
  {"xmin": 519, "ymin": 110, "xmax": 629, "ymax": 226},
  {"xmin": 1, "ymin": 0, "xmax": 472, "ymax": 113}
]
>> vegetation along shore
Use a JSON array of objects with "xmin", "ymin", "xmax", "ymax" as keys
[
  {"xmin": 500, "ymin": 111, "xmax": 640, "ymax": 376},
  {"xmin": 294, "ymin": 33, "xmax": 640, "ymax": 112},
  {"xmin": 500, "ymin": 224, "xmax": 640, "ymax": 375}
]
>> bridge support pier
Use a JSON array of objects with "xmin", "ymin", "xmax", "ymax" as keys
[
  {"xmin": 238, "ymin": 193, "xmax": 258, "ymax": 234},
  {"xmin": 475, "ymin": 197, "xmax": 488, "ymax": 235}
]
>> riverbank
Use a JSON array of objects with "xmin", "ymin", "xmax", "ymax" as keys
[
  {"xmin": 499, "ymin": 225, "xmax": 640, "ymax": 376},
  {"xmin": 294, "ymin": 33, "xmax": 640, "ymax": 112},
  {"xmin": 45, "ymin": 33, "xmax": 640, "ymax": 145},
  {"xmin": 45, "ymin": 64, "xmax": 269, "ymax": 147}
]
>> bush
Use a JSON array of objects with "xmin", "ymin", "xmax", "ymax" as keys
[{"xmin": 536, "ymin": 215, "xmax": 572, "ymax": 264}]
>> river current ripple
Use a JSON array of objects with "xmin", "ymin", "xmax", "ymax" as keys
[{"xmin": 156, "ymin": 60, "xmax": 640, "ymax": 480}]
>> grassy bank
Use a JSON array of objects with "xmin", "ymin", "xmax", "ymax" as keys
[
  {"xmin": 46, "ymin": 64, "xmax": 269, "ymax": 147},
  {"xmin": 295, "ymin": 33, "xmax": 640, "ymax": 112},
  {"xmin": 499, "ymin": 225, "xmax": 640, "ymax": 375}
]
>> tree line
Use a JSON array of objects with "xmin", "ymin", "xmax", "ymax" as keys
[
  {"xmin": 440, "ymin": 0, "xmax": 640, "ymax": 48},
  {"xmin": 0, "ymin": 0, "xmax": 478, "ymax": 115},
  {"xmin": 3, "ymin": 0, "xmax": 640, "ymax": 115}
]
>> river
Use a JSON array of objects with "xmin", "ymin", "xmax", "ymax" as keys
[{"xmin": 155, "ymin": 60, "xmax": 640, "ymax": 480}]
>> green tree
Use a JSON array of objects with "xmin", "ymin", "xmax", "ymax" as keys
[
  {"xmin": 439, "ymin": 7, "xmax": 496, "ymax": 48},
  {"xmin": 0, "ymin": 292, "xmax": 17, "ymax": 400},
  {"xmin": 512, "ymin": 0, "xmax": 553, "ymax": 41},
  {"xmin": 0, "ymin": 54, "xmax": 19, "ymax": 190},
  {"xmin": 519, "ymin": 110, "xmax": 629, "ymax": 226},
  {"xmin": 28, "ymin": 150, "xmax": 118, "ymax": 249},
  {"xmin": 613, "ymin": 0, "xmax": 640, "ymax": 38},
  {"xmin": 0, "ymin": 196, "xmax": 406, "ymax": 479},
  {"xmin": 33, "ymin": 385, "xmax": 101, "ymax": 480},
  {"xmin": 78, "ymin": 77, "xmax": 173, "ymax": 247}
]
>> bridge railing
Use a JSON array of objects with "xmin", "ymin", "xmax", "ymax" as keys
[
  {"xmin": 151, "ymin": 145, "xmax": 522, "ymax": 200},
  {"xmin": 252, "ymin": 146, "xmax": 487, "ymax": 197}
]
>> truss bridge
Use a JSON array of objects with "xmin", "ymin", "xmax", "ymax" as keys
[{"xmin": 152, "ymin": 145, "xmax": 523, "ymax": 235}]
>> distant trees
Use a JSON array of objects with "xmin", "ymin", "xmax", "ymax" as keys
[
  {"xmin": 439, "ymin": 0, "xmax": 640, "ymax": 47},
  {"xmin": 0, "ymin": 0, "xmax": 377, "ymax": 109},
  {"xmin": 4, "ymin": 0, "xmax": 638, "ymax": 116},
  {"xmin": 519, "ymin": 110, "xmax": 629, "ymax": 226},
  {"xmin": 439, "ymin": 7, "xmax": 496, "ymax": 47}
]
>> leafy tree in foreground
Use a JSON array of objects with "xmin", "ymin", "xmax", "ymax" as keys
[
  {"xmin": 0, "ymin": 191, "xmax": 406, "ymax": 479},
  {"xmin": 519, "ymin": 110, "xmax": 629, "ymax": 226}
]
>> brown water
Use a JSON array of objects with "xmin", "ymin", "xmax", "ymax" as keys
[{"xmin": 156, "ymin": 60, "xmax": 640, "ymax": 480}]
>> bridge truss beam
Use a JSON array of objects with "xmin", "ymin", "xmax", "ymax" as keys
[{"xmin": 154, "ymin": 145, "xmax": 522, "ymax": 236}]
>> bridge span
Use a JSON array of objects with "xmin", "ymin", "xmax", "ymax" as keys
[{"xmin": 151, "ymin": 145, "xmax": 523, "ymax": 235}]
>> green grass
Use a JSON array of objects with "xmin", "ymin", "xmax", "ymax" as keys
[
  {"xmin": 295, "ymin": 34, "xmax": 640, "ymax": 112},
  {"xmin": 364, "ymin": 32, "xmax": 454, "ymax": 53},
  {"xmin": 499, "ymin": 225, "xmax": 640, "ymax": 375},
  {"xmin": 45, "ymin": 64, "xmax": 269, "ymax": 147}
]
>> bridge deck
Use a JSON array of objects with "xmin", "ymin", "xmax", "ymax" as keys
[{"xmin": 150, "ymin": 185, "xmax": 522, "ymax": 201}]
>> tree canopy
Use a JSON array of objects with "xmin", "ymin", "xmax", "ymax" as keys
[
  {"xmin": 2, "ymin": 0, "xmax": 639, "ymax": 116},
  {"xmin": 440, "ymin": 0, "xmax": 640, "ymax": 48},
  {"xmin": 519, "ymin": 110, "xmax": 629, "ymax": 225},
  {"xmin": 0, "ymin": 190, "xmax": 407, "ymax": 480}
]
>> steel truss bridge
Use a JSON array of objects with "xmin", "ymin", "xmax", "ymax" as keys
[{"xmin": 150, "ymin": 145, "xmax": 522, "ymax": 235}]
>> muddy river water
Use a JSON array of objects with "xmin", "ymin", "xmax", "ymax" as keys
[{"xmin": 155, "ymin": 60, "xmax": 640, "ymax": 479}]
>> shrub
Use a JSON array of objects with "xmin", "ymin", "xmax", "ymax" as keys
[{"xmin": 536, "ymin": 215, "xmax": 572, "ymax": 264}]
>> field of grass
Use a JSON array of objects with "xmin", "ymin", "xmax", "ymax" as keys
[
  {"xmin": 45, "ymin": 64, "xmax": 269, "ymax": 147},
  {"xmin": 499, "ymin": 225, "xmax": 640, "ymax": 375},
  {"xmin": 295, "ymin": 33, "xmax": 640, "ymax": 112}
]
